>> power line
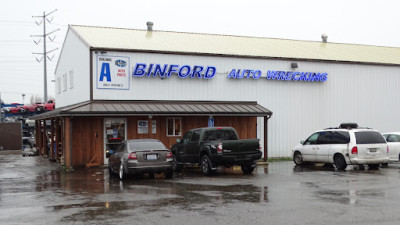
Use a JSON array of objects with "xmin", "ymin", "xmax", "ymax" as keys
[{"xmin": 0, "ymin": 20, "xmax": 34, "ymax": 24}]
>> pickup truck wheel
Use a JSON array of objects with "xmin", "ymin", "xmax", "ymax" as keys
[
  {"xmin": 172, "ymin": 154, "xmax": 181, "ymax": 172},
  {"xmin": 334, "ymin": 154, "xmax": 347, "ymax": 170},
  {"xmin": 201, "ymin": 155, "xmax": 213, "ymax": 175},
  {"xmin": 241, "ymin": 164, "xmax": 255, "ymax": 174}
]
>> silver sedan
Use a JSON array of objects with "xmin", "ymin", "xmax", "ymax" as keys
[{"xmin": 108, "ymin": 139, "xmax": 173, "ymax": 180}]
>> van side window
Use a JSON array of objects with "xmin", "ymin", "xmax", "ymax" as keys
[
  {"xmin": 316, "ymin": 132, "xmax": 330, "ymax": 144},
  {"xmin": 330, "ymin": 131, "xmax": 350, "ymax": 144}
]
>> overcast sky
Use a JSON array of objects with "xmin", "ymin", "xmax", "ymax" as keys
[{"xmin": 1, "ymin": 0, "xmax": 399, "ymax": 104}]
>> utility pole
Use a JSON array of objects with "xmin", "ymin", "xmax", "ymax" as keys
[{"xmin": 32, "ymin": 9, "xmax": 59, "ymax": 103}]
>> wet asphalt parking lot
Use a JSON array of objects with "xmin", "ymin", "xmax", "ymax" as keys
[{"xmin": 2, "ymin": 151, "xmax": 400, "ymax": 225}]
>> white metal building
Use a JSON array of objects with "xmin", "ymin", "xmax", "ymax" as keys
[{"xmin": 53, "ymin": 24, "xmax": 400, "ymax": 160}]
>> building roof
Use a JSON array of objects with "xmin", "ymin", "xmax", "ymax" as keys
[
  {"xmin": 70, "ymin": 25, "xmax": 400, "ymax": 66},
  {"xmin": 29, "ymin": 100, "xmax": 272, "ymax": 120}
]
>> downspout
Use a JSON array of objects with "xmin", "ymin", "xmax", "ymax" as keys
[{"xmin": 263, "ymin": 115, "xmax": 271, "ymax": 162}]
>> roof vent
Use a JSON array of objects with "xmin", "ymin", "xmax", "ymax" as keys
[
  {"xmin": 146, "ymin": 21, "xmax": 153, "ymax": 31},
  {"xmin": 321, "ymin": 34, "xmax": 328, "ymax": 43}
]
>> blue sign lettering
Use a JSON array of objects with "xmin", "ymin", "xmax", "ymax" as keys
[
  {"xmin": 99, "ymin": 63, "xmax": 111, "ymax": 82},
  {"xmin": 132, "ymin": 63, "xmax": 216, "ymax": 79},
  {"xmin": 265, "ymin": 70, "xmax": 327, "ymax": 82},
  {"xmin": 253, "ymin": 70, "xmax": 262, "ymax": 79},
  {"xmin": 132, "ymin": 63, "xmax": 328, "ymax": 82},
  {"xmin": 204, "ymin": 66, "xmax": 216, "ymax": 79},
  {"xmin": 132, "ymin": 63, "xmax": 146, "ymax": 77},
  {"xmin": 178, "ymin": 65, "xmax": 191, "ymax": 78},
  {"xmin": 191, "ymin": 66, "xmax": 204, "ymax": 78}
]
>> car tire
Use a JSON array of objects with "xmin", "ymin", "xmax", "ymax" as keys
[
  {"xmin": 165, "ymin": 171, "xmax": 173, "ymax": 179},
  {"xmin": 293, "ymin": 152, "xmax": 304, "ymax": 165},
  {"xmin": 201, "ymin": 155, "xmax": 213, "ymax": 175},
  {"xmin": 241, "ymin": 164, "xmax": 255, "ymax": 174},
  {"xmin": 334, "ymin": 154, "xmax": 347, "ymax": 170},
  {"xmin": 172, "ymin": 154, "xmax": 181, "ymax": 172},
  {"xmin": 119, "ymin": 162, "xmax": 127, "ymax": 180}
]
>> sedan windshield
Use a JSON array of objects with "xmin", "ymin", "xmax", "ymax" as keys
[{"xmin": 128, "ymin": 141, "xmax": 167, "ymax": 151}]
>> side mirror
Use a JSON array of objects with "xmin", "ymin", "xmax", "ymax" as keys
[
  {"xmin": 300, "ymin": 140, "xmax": 304, "ymax": 144},
  {"xmin": 176, "ymin": 138, "xmax": 181, "ymax": 143}
]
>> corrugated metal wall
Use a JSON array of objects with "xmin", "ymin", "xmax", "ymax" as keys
[{"xmin": 91, "ymin": 52, "xmax": 400, "ymax": 158}]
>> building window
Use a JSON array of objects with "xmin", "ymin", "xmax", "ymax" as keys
[
  {"xmin": 62, "ymin": 73, "xmax": 67, "ymax": 91},
  {"xmin": 152, "ymin": 120, "xmax": 157, "ymax": 134},
  {"xmin": 137, "ymin": 120, "xmax": 148, "ymax": 134},
  {"xmin": 69, "ymin": 70, "xmax": 74, "ymax": 89},
  {"xmin": 57, "ymin": 77, "xmax": 61, "ymax": 94},
  {"xmin": 167, "ymin": 118, "xmax": 181, "ymax": 136}
]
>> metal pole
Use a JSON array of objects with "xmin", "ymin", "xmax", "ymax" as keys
[{"xmin": 43, "ymin": 11, "xmax": 47, "ymax": 103}]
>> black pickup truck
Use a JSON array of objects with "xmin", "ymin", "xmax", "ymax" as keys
[{"xmin": 171, "ymin": 127, "xmax": 262, "ymax": 175}]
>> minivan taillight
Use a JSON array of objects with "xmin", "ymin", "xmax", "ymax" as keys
[
  {"xmin": 259, "ymin": 140, "xmax": 262, "ymax": 151},
  {"xmin": 128, "ymin": 152, "xmax": 137, "ymax": 159},
  {"xmin": 217, "ymin": 143, "xmax": 223, "ymax": 154},
  {"xmin": 351, "ymin": 146, "xmax": 358, "ymax": 155},
  {"xmin": 166, "ymin": 151, "xmax": 172, "ymax": 158}
]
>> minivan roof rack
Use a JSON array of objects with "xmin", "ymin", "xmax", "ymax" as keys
[
  {"xmin": 324, "ymin": 123, "xmax": 372, "ymax": 130},
  {"xmin": 324, "ymin": 123, "xmax": 358, "ymax": 130},
  {"xmin": 339, "ymin": 123, "xmax": 358, "ymax": 129}
]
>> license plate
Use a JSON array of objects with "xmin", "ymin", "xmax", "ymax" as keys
[
  {"xmin": 147, "ymin": 154, "xmax": 157, "ymax": 160},
  {"xmin": 369, "ymin": 148, "xmax": 377, "ymax": 153}
]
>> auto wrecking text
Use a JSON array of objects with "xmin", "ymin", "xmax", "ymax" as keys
[{"xmin": 131, "ymin": 63, "xmax": 328, "ymax": 82}]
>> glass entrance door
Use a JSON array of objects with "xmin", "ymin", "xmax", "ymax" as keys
[{"xmin": 104, "ymin": 118, "xmax": 126, "ymax": 164}]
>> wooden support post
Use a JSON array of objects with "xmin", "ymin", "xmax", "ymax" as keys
[
  {"xmin": 64, "ymin": 117, "xmax": 72, "ymax": 169},
  {"xmin": 55, "ymin": 118, "xmax": 60, "ymax": 162},
  {"xmin": 50, "ymin": 119, "xmax": 54, "ymax": 160},
  {"xmin": 42, "ymin": 120, "xmax": 47, "ymax": 156}
]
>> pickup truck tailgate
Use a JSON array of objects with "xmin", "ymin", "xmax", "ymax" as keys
[{"xmin": 221, "ymin": 139, "xmax": 261, "ymax": 156}]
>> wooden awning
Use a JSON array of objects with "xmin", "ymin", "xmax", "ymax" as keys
[{"xmin": 30, "ymin": 100, "xmax": 272, "ymax": 120}]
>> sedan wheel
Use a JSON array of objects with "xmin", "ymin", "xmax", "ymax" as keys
[{"xmin": 119, "ymin": 163, "xmax": 127, "ymax": 180}]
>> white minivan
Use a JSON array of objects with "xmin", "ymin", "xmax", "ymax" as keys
[{"xmin": 292, "ymin": 123, "xmax": 389, "ymax": 170}]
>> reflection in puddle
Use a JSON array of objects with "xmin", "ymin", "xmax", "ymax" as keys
[
  {"xmin": 30, "ymin": 166, "xmax": 269, "ymax": 223},
  {"xmin": 302, "ymin": 180, "xmax": 385, "ymax": 206}
]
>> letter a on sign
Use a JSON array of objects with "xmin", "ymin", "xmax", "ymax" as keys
[{"xmin": 99, "ymin": 63, "xmax": 111, "ymax": 82}]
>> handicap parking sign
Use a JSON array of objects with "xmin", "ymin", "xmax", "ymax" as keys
[{"xmin": 208, "ymin": 118, "xmax": 214, "ymax": 127}]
